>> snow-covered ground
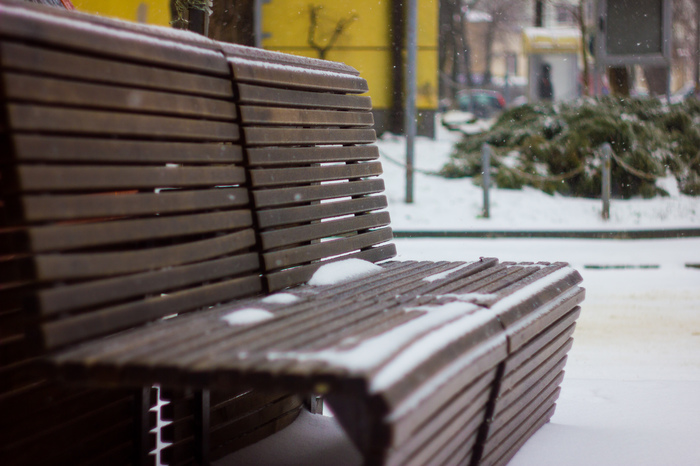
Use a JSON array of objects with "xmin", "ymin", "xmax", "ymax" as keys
[
  {"xmin": 221, "ymin": 122, "xmax": 700, "ymax": 465},
  {"xmin": 377, "ymin": 123, "xmax": 700, "ymax": 231}
]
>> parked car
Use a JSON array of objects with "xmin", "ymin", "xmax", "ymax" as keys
[{"xmin": 456, "ymin": 89, "xmax": 506, "ymax": 119}]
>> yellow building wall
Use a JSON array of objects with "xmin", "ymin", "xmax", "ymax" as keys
[
  {"xmin": 262, "ymin": 0, "xmax": 438, "ymax": 110},
  {"xmin": 72, "ymin": 0, "xmax": 171, "ymax": 26}
]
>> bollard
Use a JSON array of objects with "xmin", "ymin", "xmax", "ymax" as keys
[
  {"xmin": 482, "ymin": 143, "xmax": 491, "ymax": 218},
  {"xmin": 601, "ymin": 143, "xmax": 611, "ymax": 220}
]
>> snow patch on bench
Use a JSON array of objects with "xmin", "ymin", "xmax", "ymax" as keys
[
  {"xmin": 222, "ymin": 308, "xmax": 274, "ymax": 326},
  {"xmin": 267, "ymin": 301, "xmax": 482, "ymax": 376},
  {"xmin": 308, "ymin": 259, "xmax": 383, "ymax": 286},
  {"xmin": 262, "ymin": 293, "xmax": 300, "ymax": 304},
  {"xmin": 488, "ymin": 267, "xmax": 577, "ymax": 315},
  {"xmin": 422, "ymin": 262, "xmax": 473, "ymax": 282}
]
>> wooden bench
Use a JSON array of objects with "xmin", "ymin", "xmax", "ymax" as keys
[{"xmin": 0, "ymin": 2, "xmax": 585, "ymax": 465}]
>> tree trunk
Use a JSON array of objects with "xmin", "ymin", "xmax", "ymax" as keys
[
  {"xmin": 483, "ymin": 20, "xmax": 496, "ymax": 85},
  {"xmin": 578, "ymin": 0, "xmax": 590, "ymax": 96},
  {"xmin": 460, "ymin": 10, "xmax": 474, "ymax": 87}
]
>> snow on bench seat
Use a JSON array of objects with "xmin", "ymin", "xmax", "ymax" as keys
[{"xmin": 51, "ymin": 258, "xmax": 584, "ymax": 465}]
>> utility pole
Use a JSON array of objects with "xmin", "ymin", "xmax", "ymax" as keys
[
  {"xmin": 405, "ymin": 0, "xmax": 417, "ymax": 204},
  {"xmin": 696, "ymin": 0, "xmax": 700, "ymax": 94}
]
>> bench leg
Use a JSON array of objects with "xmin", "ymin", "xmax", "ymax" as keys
[
  {"xmin": 133, "ymin": 387, "xmax": 154, "ymax": 466},
  {"xmin": 194, "ymin": 389, "xmax": 211, "ymax": 466}
]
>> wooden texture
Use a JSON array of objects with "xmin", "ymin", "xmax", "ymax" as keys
[
  {"xmin": 50, "ymin": 260, "xmax": 583, "ymax": 464},
  {"xmin": 229, "ymin": 57, "xmax": 368, "ymax": 93},
  {"xmin": 0, "ymin": 42, "xmax": 232, "ymax": 98}
]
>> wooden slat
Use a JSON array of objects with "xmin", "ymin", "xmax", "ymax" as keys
[
  {"xmin": 230, "ymin": 57, "xmax": 368, "ymax": 93},
  {"xmin": 262, "ymin": 227, "xmax": 393, "ymax": 270},
  {"xmin": 243, "ymin": 127, "xmax": 375, "ymax": 146},
  {"xmin": 43, "ymin": 274, "xmax": 263, "ymax": 350},
  {"xmin": 33, "ymin": 228, "xmax": 257, "ymax": 281},
  {"xmin": 257, "ymin": 195, "xmax": 388, "ymax": 229},
  {"xmin": 253, "ymin": 179, "xmax": 385, "ymax": 208},
  {"xmin": 221, "ymin": 42, "xmax": 360, "ymax": 76},
  {"xmin": 265, "ymin": 243, "xmax": 397, "ymax": 291},
  {"xmin": 27, "ymin": 210, "xmax": 253, "ymax": 252},
  {"xmin": 484, "ymin": 404, "xmax": 557, "ymax": 466},
  {"xmin": 482, "ymin": 388, "xmax": 560, "ymax": 459},
  {"xmin": 250, "ymin": 162, "xmax": 382, "ymax": 188},
  {"xmin": 0, "ymin": 42, "xmax": 232, "ymax": 98},
  {"xmin": 0, "ymin": 5, "xmax": 229, "ymax": 75},
  {"xmin": 11, "ymin": 135, "xmax": 243, "ymax": 164},
  {"xmin": 237, "ymin": 83, "xmax": 372, "ymax": 110},
  {"xmin": 3, "ymin": 72, "xmax": 237, "ymax": 120},
  {"xmin": 38, "ymin": 253, "xmax": 260, "ymax": 316},
  {"xmin": 209, "ymin": 393, "xmax": 302, "ymax": 447},
  {"xmin": 260, "ymin": 211, "xmax": 391, "ymax": 250},
  {"xmin": 494, "ymin": 357, "xmax": 568, "ymax": 415},
  {"xmin": 18, "ymin": 188, "xmax": 249, "ymax": 222},
  {"xmin": 239, "ymin": 106, "xmax": 373, "ymax": 127},
  {"xmin": 8, "ymin": 105, "xmax": 239, "ymax": 141},
  {"xmin": 247, "ymin": 145, "xmax": 379, "ymax": 166},
  {"xmin": 15, "ymin": 165, "xmax": 246, "ymax": 192},
  {"xmin": 491, "ymin": 371, "xmax": 565, "ymax": 434}
]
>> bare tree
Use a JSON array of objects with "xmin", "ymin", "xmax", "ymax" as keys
[
  {"xmin": 478, "ymin": 0, "xmax": 528, "ymax": 85},
  {"xmin": 307, "ymin": 5, "xmax": 357, "ymax": 60}
]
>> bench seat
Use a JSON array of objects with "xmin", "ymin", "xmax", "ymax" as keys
[{"xmin": 50, "ymin": 258, "xmax": 583, "ymax": 465}]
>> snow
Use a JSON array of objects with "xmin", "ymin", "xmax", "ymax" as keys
[
  {"xmin": 376, "ymin": 123, "xmax": 700, "ymax": 231},
  {"xmin": 220, "ymin": 117, "xmax": 700, "ymax": 466},
  {"xmin": 261, "ymin": 293, "xmax": 300, "ymax": 305},
  {"xmin": 370, "ymin": 304, "xmax": 492, "ymax": 392},
  {"xmin": 422, "ymin": 261, "xmax": 473, "ymax": 282},
  {"xmin": 307, "ymin": 258, "xmax": 383, "ymax": 286},
  {"xmin": 221, "ymin": 308, "xmax": 274, "ymax": 326},
  {"xmin": 268, "ymin": 301, "xmax": 479, "ymax": 374}
]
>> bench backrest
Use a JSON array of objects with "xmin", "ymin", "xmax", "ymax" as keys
[
  {"xmin": 222, "ymin": 44, "xmax": 397, "ymax": 291},
  {"xmin": 0, "ymin": 2, "xmax": 261, "ymax": 352}
]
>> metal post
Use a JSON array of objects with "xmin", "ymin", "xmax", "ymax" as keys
[
  {"xmin": 405, "ymin": 0, "xmax": 417, "ymax": 204},
  {"xmin": 601, "ymin": 143, "xmax": 612, "ymax": 220},
  {"xmin": 482, "ymin": 143, "xmax": 491, "ymax": 218}
]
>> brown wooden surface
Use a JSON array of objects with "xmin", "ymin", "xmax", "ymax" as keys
[
  {"xmin": 229, "ymin": 57, "xmax": 368, "ymax": 93},
  {"xmin": 23, "ymin": 210, "xmax": 251, "ymax": 252},
  {"xmin": 17, "ymin": 187, "xmax": 249, "ymax": 223},
  {"xmin": 253, "ymin": 179, "xmax": 385, "ymax": 209},
  {"xmin": 0, "ymin": 3, "xmax": 228, "ymax": 75},
  {"xmin": 260, "ymin": 211, "xmax": 391, "ymax": 250},
  {"xmin": 3, "ymin": 72, "xmax": 237, "ymax": 120},
  {"xmin": 250, "ymin": 162, "xmax": 383, "ymax": 188},
  {"xmin": 243, "ymin": 127, "xmax": 375, "ymax": 146},
  {"xmin": 247, "ymin": 145, "xmax": 379, "ymax": 166},
  {"xmin": 239, "ymin": 106, "xmax": 373, "ymax": 127},
  {"xmin": 237, "ymin": 83, "xmax": 372, "ymax": 110},
  {"xmin": 221, "ymin": 42, "xmax": 360, "ymax": 76},
  {"xmin": 11, "ymin": 135, "xmax": 244, "ymax": 164},
  {"xmin": 13, "ymin": 165, "xmax": 245, "ymax": 192},
  {"xmin": 0, "ymin": 42, "xmax": 232, "ymax": 98},
  {"xmin": 8, "ymin": 105, "xmax": 240, "ymax": 141},
  {"xmin": 257, "ymin": 196, "xmax": 388, "ymax": 229}
]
